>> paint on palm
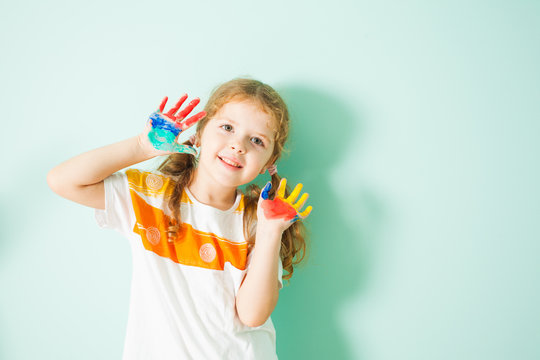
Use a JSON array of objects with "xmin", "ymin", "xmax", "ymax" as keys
[
  {"xmin": 261, "ymin": 178, "xmax": 313, "ymax": 223},
  {"xmin": 147, "ymin": 94, "xmax": 206, "ymax": 154}
]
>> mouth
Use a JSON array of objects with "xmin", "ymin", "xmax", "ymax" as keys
[{"xmin": 218, "ymin": 155, "xmax": 243, "ymax": 169}]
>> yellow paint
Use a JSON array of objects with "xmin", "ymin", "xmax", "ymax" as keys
[{"xmin": 273, "ymin": 178, "xmax": 313, "ymax": 221}]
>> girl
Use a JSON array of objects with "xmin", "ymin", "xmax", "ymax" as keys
[
  {"xmin": 47, "ymin": 79, "xmax": 311, "ymax": 359},
  {"xmin": 47, "ymin": 78, "xmax": 312, "ymax": 359}
]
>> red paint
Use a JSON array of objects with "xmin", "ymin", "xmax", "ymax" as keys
[
  {"xmin": 180, "ymin": 110, "xmax": 206, "ymax": 130},
  {"xmin": 158, "ymin": 95, "xmax": 206, "ymax": 131},
  {"xmin": 159, "ymin": 96, "xmax": 169, "ymax": 112},
  {"xmin": 165, "ymin": 94, "xmax": 188, "ymax": 117},
  {"xmin": 176, "ymin": 98, "xmax": 201, "ymax": 121},
  {"xmin": 261, "ymin": 198, "xmax": 297, "ymax": 221}
]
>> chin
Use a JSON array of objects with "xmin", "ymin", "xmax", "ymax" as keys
[{"xmin": 223, "ymin": 175, "xmax": 258, "ymax": 189}]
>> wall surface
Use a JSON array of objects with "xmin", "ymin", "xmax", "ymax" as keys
[{"xmin": 1, "ymin": 0, "xmax": 539, "ymax": 359}]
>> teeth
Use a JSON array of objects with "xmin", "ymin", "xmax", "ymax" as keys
[{"xmin": 221, "ymin": 157, "xmax": 241, "ymax": 168}]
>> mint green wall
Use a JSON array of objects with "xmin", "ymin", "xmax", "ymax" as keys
[{"xmin": 1, "ymin": 1, "xmax": 539, "ymax": 359}]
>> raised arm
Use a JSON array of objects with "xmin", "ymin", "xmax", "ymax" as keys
[
  {"xmin": 47, "ymin": 136, "xmax": 151, "ymax": 209},
  {"xmin": 47, "ymin": 95, "xmax": 206, "ymax": 209}
]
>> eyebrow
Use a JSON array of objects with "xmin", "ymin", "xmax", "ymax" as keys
[{"xmin": 217, "ymin": 116, "xmax": 273, "ymax": 142}]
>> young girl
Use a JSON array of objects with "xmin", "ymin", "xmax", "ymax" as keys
[{"xmin": 47, "ymin": 78, "xmax": 312, "ymax": 359}]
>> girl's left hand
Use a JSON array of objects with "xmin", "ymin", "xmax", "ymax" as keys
[{"xmin": 256, "ymin": 178, "xmax": 313, "ymax": 234}]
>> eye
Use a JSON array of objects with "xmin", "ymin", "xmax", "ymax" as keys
[
  {"xmin": 251, "ymin": 137, "xmax": 264, "ymax": 146},
  {"xmin": 221, "ymin": 124, "xmax": 233, "ymax": 131}
]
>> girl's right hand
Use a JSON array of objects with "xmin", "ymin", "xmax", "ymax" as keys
[{"xmin": 138, "ymin": 94, "xmax": 207, "ymax": 158}]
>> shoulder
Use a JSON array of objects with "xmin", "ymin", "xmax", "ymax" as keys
[{"xmin": 125, "ymin": 168, "xmax": 177, "ymax": 198}]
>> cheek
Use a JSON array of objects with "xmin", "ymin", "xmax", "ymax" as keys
[
  {"xmin": 253, "ymin": 149, "xmax": 274, "ymax": 172},
  {"xmin": 200, "ymin": 132, "xmax": 219, "ymax": 151},
  {"xmin": 263, "ymin": 144, "xmax": 276, "ymax": 164}
]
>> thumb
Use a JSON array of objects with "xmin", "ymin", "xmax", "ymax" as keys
[
  {"xmin": 172, "ymin": 144, "xmax": 198, "ymax": 156},
  {"xmin": 260, "ymin": 182, "xmax": 272, "ymax": 201}
]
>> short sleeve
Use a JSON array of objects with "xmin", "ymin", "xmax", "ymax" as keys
[
  {"xmin": 246, "ymin": 250, "xmax": 284, "ymax": 290},
  {"xmin": 94, "ymin": 171, "xmax": 135, "ymax": 236}
]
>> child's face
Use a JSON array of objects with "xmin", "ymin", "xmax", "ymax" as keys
[{"xmin": 197, "ymin": 99, "xmax": 276, "ymax": 188}]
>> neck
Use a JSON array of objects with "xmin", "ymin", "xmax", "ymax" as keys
[{"xmin": 188, "ymin": 168, "xmax": 238, "ymax": 211}]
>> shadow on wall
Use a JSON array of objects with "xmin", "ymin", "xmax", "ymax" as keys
[{"xmin": 272, "ymin": 84, "xmax": 384, "ymax": 360}]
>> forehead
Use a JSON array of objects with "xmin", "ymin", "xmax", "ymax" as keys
[{"xmin": 214, "ymin": 100, "xmax": 276, "ymax": 134}]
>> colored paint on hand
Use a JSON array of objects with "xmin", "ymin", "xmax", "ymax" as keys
[
  {"xmin": 147, "ymin": 95, "xmax": 206, "ymax": 155},
  {"xmin": 158, "ymin": 96, "xmax": 206, "ymax": 130},
  {"xmin": 261, "ymin": 197, "xmax": 298, "ymax": 221},
  {"xmin": 261, "ymin": 181, "xmax": 272, "ymax": 200},
  {"xmin": 260, "ymin": 179, "xmax": 312, "ymax": 222},
  {"xmin": 148, "ymin": 112, "xmax": 196, "ymax": 154}
]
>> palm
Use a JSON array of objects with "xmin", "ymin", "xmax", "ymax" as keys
[
  {"xmin": 259, "ymin": 178, "xmax": 312, "ymax": 224},
  {"xmin": 144, "ymin": 94, "xmax": 206, "ymax": 156}
]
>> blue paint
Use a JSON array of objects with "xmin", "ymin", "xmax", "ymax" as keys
[
  {"xmin": 148, "ymin": 127, "xmax": 176, "ymax": 148},
  {"xmin": 147, "ymin": 111, "xmax": 197, "ymax": 155},
  {"xmin": 290, "ymin": 215, "xmax": 300, "ymax": 223},
  {"xmin": 261, "ymin": 182, "xmax": 272, "ymax": 200},
  {"xmin": 149, "ymin": 111, "xmax": 181, "ymax": 136}
]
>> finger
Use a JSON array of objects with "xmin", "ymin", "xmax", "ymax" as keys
[
  {"xmin": 286, "ymin": 183, "xmax": 303, "ymax": 204},
  {"xmin": 178, "ymin": 111, "xmax": 206, "ymax": 131},
  {"xmin": 299, "ymin": 205, "xmax": 313, "ymax": 218},
  {"xmin": 159, "ymin": 97, "xmax": 168, "ymax": 113},
  {"xmin": 293, "ymin": 193, "xmax": 309, "ymax": 211},
  {"xmin": 277, "ymin": 178, "xmax": 287, "ymax": 199},
  {"xmin": 261, "ymin": 182, "xmax": 272, "ymax": 200},
  {"xmin": 175, "ymin": 98, "xmax": 201, "ymax": 121},
  {"xmin": 165, "ymin": 93, "xmax": 188, "ymax": 117}
]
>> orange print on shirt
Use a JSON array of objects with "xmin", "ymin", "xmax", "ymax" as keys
[{"xmin": 129, "ymin": 189, "xmax": 248, "ymax": 271}]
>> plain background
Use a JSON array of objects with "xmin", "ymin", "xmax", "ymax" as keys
[{"xmin": 1, "ymin": 0, "xmax": 539, "ymax": 359}]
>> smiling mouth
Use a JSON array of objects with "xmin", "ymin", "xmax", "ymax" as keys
[{"xmin": 218, "ymin": 156, "xmax": 243, "ymax": 168}]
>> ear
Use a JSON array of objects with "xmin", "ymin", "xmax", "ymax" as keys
[{"xmin": 190, "ymin": 134, "xmax": 201, "ymax": 147}]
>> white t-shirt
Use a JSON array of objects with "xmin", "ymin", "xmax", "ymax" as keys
[{"xmin": 95, "ymin": 169, "xmax": 283, "ymax": 360}]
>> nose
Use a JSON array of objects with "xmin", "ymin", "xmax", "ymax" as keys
[{"xmin": 229, "ymin": 138, "xmax": 246, "ymax": 154}]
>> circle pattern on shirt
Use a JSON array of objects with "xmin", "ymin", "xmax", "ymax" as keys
[
  {"xmin": 146, "ymin": 227, "xmax": 161, "ymax": 245},
  {"xmin": 199, "ymin": 243, "xmax": 216, "ymax": 263},
  {"xmin": 145, "ymin": 174, "xmax": 163, "ymax": 191}
]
